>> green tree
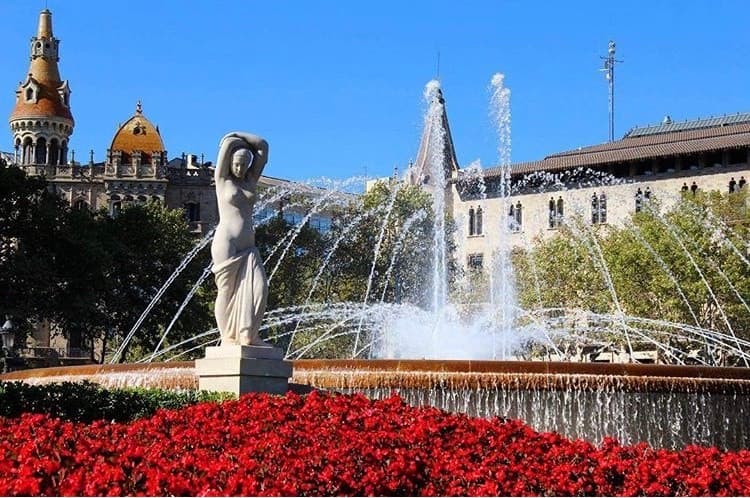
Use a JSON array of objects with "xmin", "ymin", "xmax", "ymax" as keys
[
  {"xmin": 257, "ymin": 180, "xmax": 436, "ymax": 358},
  {"xmin": 101, "ymin": 202, "xmax": 214, "ymax": 362},
  {"xmin": 0, "ymin": 162, "xmax": 67, "ymax": 343},
  {"xmin": 512, "ymin": 190, "xmax": 750, "ymax": 364}
]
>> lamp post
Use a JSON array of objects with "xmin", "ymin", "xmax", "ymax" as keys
[
  {"xmin": 0, "ymin": 318, "xmax": 15, "ymax": 373},
  {"xmin": 1, "ymin": 318, "xmax": 14, "ymax": 352}
]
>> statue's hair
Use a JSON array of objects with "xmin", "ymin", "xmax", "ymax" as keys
[{"xmin": 232, "ymin": 148, "xmax": 250, "ymax": 161}]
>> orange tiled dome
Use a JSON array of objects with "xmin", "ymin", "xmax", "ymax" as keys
[
  {"xmin": 10, "ymin": 78, "xmax": 73, "ymax": 122},
  {"xmin": 110, "ymin": 102, "xmax": 164, "ymax": 158}
]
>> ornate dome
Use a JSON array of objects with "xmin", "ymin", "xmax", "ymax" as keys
[{"xmin": 110, "ymin": 101, "xmax": 164, "ymax": 159}]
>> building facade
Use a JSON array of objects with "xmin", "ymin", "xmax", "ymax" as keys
[
  {"xmin": 408, "ymin": 88, "xmax": 750, "ymax": 273},
  {"xmin": 7, "ymin": 10, "xmax": 218, "ymax": 236}
]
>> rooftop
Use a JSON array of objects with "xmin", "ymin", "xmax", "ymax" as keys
[
  {"xmin": 482, "ymin": 112, "xmax": 750, "ymax": 178},
  {"xmin": 625, "ymin": 112, "xmax": 750, "ymax": 138}
]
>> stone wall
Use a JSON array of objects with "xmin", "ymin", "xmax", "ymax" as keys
[{"xmin": 454, "ymin": 163, "xmax": 750, "ymax": 271}]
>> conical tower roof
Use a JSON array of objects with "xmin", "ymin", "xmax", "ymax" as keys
[
  {"xmin": 409, "ymin": 85, "xmax": 459, "ymax": 186},
  {"xmin": 9, "ymin": 9, "xmax": 73, "ymax": 123}
]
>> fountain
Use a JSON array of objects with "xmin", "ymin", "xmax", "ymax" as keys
[{"xmin": 4, "ymin": 75, "xmax": 750, "ymax": 449}]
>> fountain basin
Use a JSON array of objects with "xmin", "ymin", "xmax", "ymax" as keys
[{"xmin": 2, "ymin": 360, "xmax": 750, "ymax": 449}]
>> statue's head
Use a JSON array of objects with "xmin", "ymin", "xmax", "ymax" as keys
[{"xmin": 231, "ymin": 148, "xmax": 250, "ymax": 179}]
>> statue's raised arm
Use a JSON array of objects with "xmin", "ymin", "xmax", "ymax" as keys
[{"xmin": 215, "ymin": 132, "xmax": 268, "ymax": 183}]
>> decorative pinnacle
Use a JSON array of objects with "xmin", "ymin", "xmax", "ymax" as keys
[
  {"xmin": 37, "ymin": 9, "xmax": 53, "ymax": 39},
  {"xmin": 135, "ymin": 100, "xmax": 143, "ymax": 114}
]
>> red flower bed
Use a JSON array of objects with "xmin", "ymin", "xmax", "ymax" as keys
[{"xmin": 0, "ymin": 391, "xmax": 748, "ymax": 496}]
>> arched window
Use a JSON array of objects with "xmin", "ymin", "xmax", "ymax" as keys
[
  {"xmin": 548, "ymin": 198, "xmax": 556, "ymax": 229},
  {"xmin": 549, "ymin": 198, "xmax": 563, "ymax": 229},
  {"xmin": 73, "ymin": 199, "xmax": 88, "ymax": 210},
  {"xmin": 111, "ymin": 201, "xmax": 122, "ymax": 217},
  {"xmin": 35, "ymin": 137, "xmax": 47, "ymax": 165},
  {"xmin": 515, "ymin": 201, "xmax": 523, "ymax": 231},
  {"xmin": 591, "ymin": 194, "xmax": 599, "ymax": 224},
  {"xmin": 60, "ymin": 140, "xmax": 68, "ymax": 165},
  {"xmin": 475, "ymin": 207, "xmax": 483, "ymax": 235},
  {"xmin": 48, "ymin": 139, "xmax": 59, "ymax": 166},
  {"xmin": 468, "ymin": 207, "xmax": 476, "ymax": 236},
  {"xmin": 592, "ymin": 193, "xmax": 607, "ymax": 224},
  {"xmin": 635, "ymin": 188, "xmax": 643, "ymax": 213},
  {"xmin": 22, "ymin": 137, "xmax": 33, "ymax": 164},
  {"xmin": 509, "ymin": 203, "xmax": 522, "ymax": 232},
  {"xmin": 184, "ymin": 202, "xmax": 201, "ymax": 222},
  {"xmin": 25, "ymin": 88, "xmax": 33, "ymax": 101},
  {"xmin": 110, "ymin": 195, "xmax": 121, "ymax": 217}
]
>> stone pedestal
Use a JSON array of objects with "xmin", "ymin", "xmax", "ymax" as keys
[{"xmin": 196, "ymin": 345, "xmax": 292, "ymax": 396}]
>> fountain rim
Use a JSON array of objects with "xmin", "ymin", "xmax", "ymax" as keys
[{"xmin": 1, "ymin": 359, "xmax": 749, "ymax": 382}]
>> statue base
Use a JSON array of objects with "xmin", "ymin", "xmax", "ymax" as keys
[{"xmin": 196, "ymin": 345, "xmax": 292, "ymax": 396}]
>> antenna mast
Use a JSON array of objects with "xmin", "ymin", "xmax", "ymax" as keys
[{"xmin": 600, "ymin": 40, "xmax": 623, "ymax": 142}]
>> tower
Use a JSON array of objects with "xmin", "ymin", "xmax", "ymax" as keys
[
  {"xmin": 408, "ymin": 85, "xmax": 460, "ymax": 188},
  {"xmin": 9, "ymin": 9, "xmax": 74, "ymax": 171}
]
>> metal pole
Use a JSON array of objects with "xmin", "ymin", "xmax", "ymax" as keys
[
  {"xmin": 609, "ymin": 44, "xmax": 614, "ymax": 142},
  {"xmin": 601, "ymin": 40, "xmax": 622, "ymax": 142}
]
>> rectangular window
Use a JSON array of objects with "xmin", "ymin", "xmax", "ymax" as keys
[
  {"xmin": 283, "ymin": 211, "xmax": 303, "ymax": 225},
  {"xmin": 253, "ymin": 207, "xmax": 276, "ymax": 224},
  {"xmin": 310, "ymin": 215, "xmax": 332, "ymax": 233},
  {"xmin": 468, "ymin": 253, "xmax": 484, "ymax": 270}
]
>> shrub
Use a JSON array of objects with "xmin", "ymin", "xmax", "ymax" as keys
[{"xmin": 0, "ymin": 381, "xmax": 231, "ymax": 423}]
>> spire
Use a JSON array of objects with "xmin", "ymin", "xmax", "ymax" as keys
[
  {"xmin": 37, "ymin": 9, "xmax": 53, "ymax": 39},
  {"xmin": 409, "ymin": 84, "xmax": 460, "ymax": 187},
  {"xmin": 135, "ymin": 100, "xmax": 143, "ymax": 114},
  {"xmin": 28, "ymin": 9, "xmax": 61, "ymax": 84}
]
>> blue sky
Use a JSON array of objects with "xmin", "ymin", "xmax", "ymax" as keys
[{"xmin": 1, "ymin": 1, "xmax": 748, "ymax": 182}]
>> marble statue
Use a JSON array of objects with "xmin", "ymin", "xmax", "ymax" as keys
[{"xmin": 211, "ymin": 132, "xmax": 270, "ymax": 347}]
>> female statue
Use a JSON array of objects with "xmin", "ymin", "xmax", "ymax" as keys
[{"xmin": 211, "ymin": 132, "xmax": 270, "ymax": 347}]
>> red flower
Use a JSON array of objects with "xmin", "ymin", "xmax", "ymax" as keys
[{"xmin": 0, "ymin": 391, "xmax": 747, "ymax": 496}]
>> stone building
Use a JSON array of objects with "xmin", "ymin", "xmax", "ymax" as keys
[
  {"xmin": 409, "ymin": 87, "xmax": 750, "ymax": 273},
  {"xmin": 8, "ymin": 9, "xmax": 218, "ymax": 238}
]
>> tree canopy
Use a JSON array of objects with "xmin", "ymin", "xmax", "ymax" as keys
[{"xmin": 512, "ymin": 190, "xmax": 750, "ymax": 365}]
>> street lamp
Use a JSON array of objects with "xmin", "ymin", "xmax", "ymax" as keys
[{"xmin": 1, "ymin": 318, "xmax": 15, "ymax": 352}]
